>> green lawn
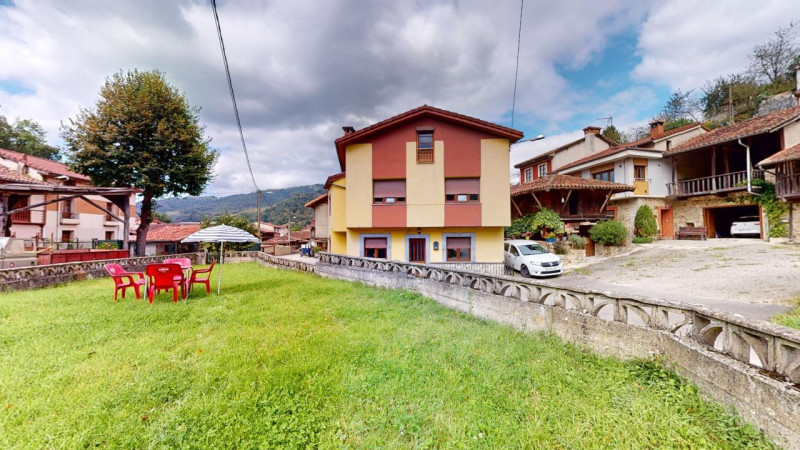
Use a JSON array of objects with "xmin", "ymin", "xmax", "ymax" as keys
[
  {"xmin": 774, "ymin": 299, "xmax": 800, "ymax": 330},
  {"xmin": 0, "ymin": 263, "xmax": 772, "ymax": 448}
]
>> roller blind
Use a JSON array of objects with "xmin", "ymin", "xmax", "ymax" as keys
[
  {"xmin": 373, "ymin": 180, "xmax": 406, "ymax": 198},
  {"xmin": 446, "ymin": 237, "xmax": 470, "ymax": 249},
  {"xmin": 364, "ymin": 237, "xmax": 388, "ymax": 249},
  {"xmin": 445, "ymin": 178, "xmax": 479, "ymax": 195}
]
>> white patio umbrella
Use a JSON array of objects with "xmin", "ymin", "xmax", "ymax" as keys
[{"xmin": 181, "ymin": 225, "xmax": 260, "ymax": 294}]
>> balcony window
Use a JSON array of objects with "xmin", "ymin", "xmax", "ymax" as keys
[
  {"xmin": 634, "ymin": 164, "xmax": 647, "ymax": 180},
  {"xmin": 446, "ymin": 236, "xmax": 471, "ymax": 262},
  {"xmin": 363, "ymin": 237, "xmax": 388, "ymax": 259},
  {"xmin": 373, "ymin": 180, "xmax": 406, "ymax": 204},
  {"xmin": 445, "ymin": 178, "xmax": 479, "ymax": 202},
  {"xmin": 105, "ymin": 202, "xmax": 114, "ymax": 221},
  {"xmin": 417, "ymin": 131, "xmax": 434, "ymax": 163}
]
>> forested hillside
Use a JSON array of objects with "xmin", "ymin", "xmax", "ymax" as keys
[{"xmin": 145, "ymin": 184, "xmax": 325, "ymax": 225}]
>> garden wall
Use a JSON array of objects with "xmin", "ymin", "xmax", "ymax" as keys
[
  {"xmin": 0, "ymin": 252, "xmax": 205, "ymax": 292},
  {"xmin": 292, "ymin": 252, "xmax": 798, "ymax": 448}
]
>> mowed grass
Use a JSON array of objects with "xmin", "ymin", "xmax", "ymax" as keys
[
  {"xmin": 0, "ymin": 263, "xmax": 772, "ymax": 448},
  {"xmin": 774, "ymin": 299, "xmax": 800, "ymax": 330}
]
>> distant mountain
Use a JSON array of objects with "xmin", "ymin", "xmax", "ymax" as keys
[{"xmin": 143, "ymin": 184, "xmax": 325, "ymax": 225}]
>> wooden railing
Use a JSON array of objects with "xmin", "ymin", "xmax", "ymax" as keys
[
  {"xmin": 776, "ymin": 173, "xmax": 800, "ymax": 199},
  {"xmin": 11, "ymin": 210, "xmax": 31, "ymax": 223},
  {"xmin": 667, "ymin": 170, "xmax": 764, "ymax": 197}
]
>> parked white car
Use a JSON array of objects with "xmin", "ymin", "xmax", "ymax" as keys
[
  {"xmin": 730, "ymin": 216, "xmax": 760, "ymax": 238},
  {"xmin": 503, "ymin": 240, "xmax": 562, "ymax": 278}
]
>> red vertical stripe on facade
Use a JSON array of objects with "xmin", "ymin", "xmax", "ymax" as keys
[
  {"xmin": 444, "ymin": 203, "xmax": 482, "ymax": 227},
  {"xmin": 372, "ymin": 204, "xmax": 407, "ymax": 228}
]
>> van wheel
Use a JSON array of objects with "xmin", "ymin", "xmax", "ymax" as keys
[{"xmin": 520, "ymin": 265, "xmax": 531, "ymax": 278}]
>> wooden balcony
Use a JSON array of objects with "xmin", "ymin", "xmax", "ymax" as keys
[
  {"xmin": 667, "ymin": 170, "xmax": 764, "ymax": 198},
  {"xmin": 10, "ymin": 209, "xmax": 44, "ymax": 224},
  {"xmin": 776, "ymin": 173, "xmax": 800, "ymax": 200}
]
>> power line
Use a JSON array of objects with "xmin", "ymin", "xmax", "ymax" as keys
[
  {"xmin": 511, "ymin": 0, "xmax": 524, "ymax": 128},
  {"xmin": 209, "ymin": 0, "xmax": 260, "ymax": 193}
]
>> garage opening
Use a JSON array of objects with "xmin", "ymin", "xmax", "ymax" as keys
[{"xmin": 703, "ymin": 205, "xmax": 760, "ymax": 238}]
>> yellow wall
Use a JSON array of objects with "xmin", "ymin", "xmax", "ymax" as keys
[
  {"xmin": 342, "ymin": 226, "xmax": 504, "ymax": 263},
  {"xmin": 406, "ymin": 140, "xmax": 445, "ymax": 227},
  {"xmin": 345, "ymin": 144, "xmax": 373, "ymax": 228},
  {"xmin": 480, "ymin": 138, "xmax": 511, "ymax": 227},
  {"xmin": 329, "ymin": 176, "xmax": 347, "ymax": 232},
  {"xmin": 330, "ymin": 231, "xmax": 347, "ymax": 254}
]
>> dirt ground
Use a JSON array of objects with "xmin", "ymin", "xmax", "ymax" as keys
[{"xmin": 549, "ymin": 239, "xmax": 800, "ymax": 320}]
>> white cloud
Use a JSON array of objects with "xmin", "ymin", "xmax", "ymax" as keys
[
  {"xmin": 633, "ymin": 0, "xmax": 799, "ymax": 90},
  {"xmin": 0, "ymin": 0, "xmax": 649, "ymax": 194}
]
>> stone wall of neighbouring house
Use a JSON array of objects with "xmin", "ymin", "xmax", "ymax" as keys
[
  {"xmin": 610, "ymin": 197, "xmax": 666, "ymax": 241},
  {"xmin": 791, "ymin": 202, "xmax": 800, "ymax": 242},
  {"xmin": 668, "ymin": 193, "xmax": 753, "ymax": 233}
]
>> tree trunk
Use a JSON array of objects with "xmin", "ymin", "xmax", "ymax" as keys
[{"xmin": 136, "ymin": 192, "xmax": 154, "ymax": 256}]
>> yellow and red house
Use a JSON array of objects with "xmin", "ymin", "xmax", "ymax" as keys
[{"xmin": 324, "ymin": 105, "xmax": 523, "ymax": 274}]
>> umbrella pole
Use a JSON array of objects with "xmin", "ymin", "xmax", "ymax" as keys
[{"xmin": 217, "ymin": 241, "xmax": 223, "ymax": 295}]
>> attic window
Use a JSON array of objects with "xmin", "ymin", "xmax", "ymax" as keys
[{"xmin": 417, "ymin": 131, "xmax": 434, "ymax": 163}]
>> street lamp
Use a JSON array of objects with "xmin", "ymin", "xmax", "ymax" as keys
[{"xmin": 520, "ymin": 134, "xmax": 545, "ymax": 143}]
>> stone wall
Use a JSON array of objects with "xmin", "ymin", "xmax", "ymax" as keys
[
  {"xmin": 791, "ymin": 202, "xmax": 800, "ymax": 242},
  {"xmin": 304, "ymin": 252, "xmax": 800, "ymax": 448},
  {"xmin": 610, "ymin": 197, "xmax": 666, "ymax": 241},
  {"xmin": 429, "ymin": 261, "xmax": 509, "ymax": 276},
  {"xmin": 668, "ymin": 193, "xmax": 752, "ymax": 231},
  {"xmin": 0, "ymin": 252, "xmax": 205, "ymax": 292}
]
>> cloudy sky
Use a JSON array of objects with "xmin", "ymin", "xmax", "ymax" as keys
[{"xmin": 1, "ymin": 0, "xmax": 797, "ymax": 195}]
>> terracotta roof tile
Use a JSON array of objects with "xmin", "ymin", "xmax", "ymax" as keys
[
  {"xmin": 264, "ymin": 229, "xmax": 311, "ymax": 244},
  {"xmin": 304, "ymin": 192, "xmax": 328, "ymax": 208},
  {"xmin": 510, "ymin": 174, "xmax": 633, "ymax": 196},
  {"xmin": 146, "ymin": 223, "xmax": 202, "ymax": 242},
  {"xmin": 0, "ymin": 165, "xmax": 51, "ymax": 185},
  {"xmin": 557, "ymin": 123, "xmax": 702, "ymax": 172},
  {"xmin": 0, "ymin": 148, "xmax": 90, "ymax": 181},
  {"xmin": 334, "ymin": 105, "xmax": 524, "ymax": 170},
  {"xmin": 758, "ymin": 142, "xmax": 800, "ymax": 167},
  {"xmin": 667, "ymin": 106, "xmax": 800, "ymax": 155}
]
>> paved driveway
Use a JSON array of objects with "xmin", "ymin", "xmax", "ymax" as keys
[{"xmin": 547, "ymin": 239, "xmax": 800, "ymax": 321}]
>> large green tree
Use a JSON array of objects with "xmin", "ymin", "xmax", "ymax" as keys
[
  {"xmin": 0, "ymin": 112, "xmax": 60, "ymax": 160},
  {"xmin": 62, "ymin": 70, "xmax": 218, "ymax": 255}
]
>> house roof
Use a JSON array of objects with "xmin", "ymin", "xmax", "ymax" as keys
[
  {"xmin": 557, "ymin": 123, "xmax": 702, "ymax": 172},
  {"xmin": 510, "ymin": 174, "xmax": 634, "ymax": 196},
  {"xmin": 667, "ymin": 105, "xmax": 800, "ymax": 155},
  {"xmin": 323, "ymin": 172, "xmax": 345, "ymax": 189},
  {"xmin": 758, "ymin": 142, "xmax": 800, "ymax": 167},
  {"xmin": 0, "ymin": 165, "xmax": 50, "ymax": 185},
  {"xmin": 513, "ymin": 133, "xmax": 617, "ymax": 169},
  {"xmin": 264, "ymin": 229, "xmax": 311, "ymax": 244},
  {"xmin": 146, "ymin": 223, "xmax": 202, "ymax": 242},
  {"xmin": 334, "ymin": 105, "xmax": 524, "ymax": 170},
  {"xmin": 0, "ymin": 148, "xmax": 90, "ymax": 181},
  {"xmin": 304, "ymin": 192, "xmax": 328, "ymax": 208}
]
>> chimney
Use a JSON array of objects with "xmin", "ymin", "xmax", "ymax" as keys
[
  {"xmin": 342, "ymin": 126, "xmax": 355, "ymax": 135},
  {"xmin": 582, "ymin": 126, "xmax": 601, "ymax": 135},
  {"xmin": 649, "ymin": 120, "xmax": 665, "ymax": 138}
]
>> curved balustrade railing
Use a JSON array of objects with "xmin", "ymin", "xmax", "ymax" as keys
[
  {"xmin": 315, "ymin": 252, "xmax": 800, "ymax": 385},
  {"xmin": 0, "ymin": 252, "xmax": 206, "ymax": 292},
  {"xmin": 225, "ymin": 251, "xmax": 316, "ymax": 273}
]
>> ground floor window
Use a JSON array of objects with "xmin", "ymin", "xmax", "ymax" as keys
[
  {"xmin": 446, "ymin": 236, "xmax": 471, "ymax": 261},
  {"xmin": 363, "ymin": 237, "xmax": 388, "ymax": 259},
  {"xmin": 105, "ymin": 231, "xmax": 114, "ymax": 240},
  {"xmin": 61, "ymin": 230, "xmax": 73, "ymax": 242}
]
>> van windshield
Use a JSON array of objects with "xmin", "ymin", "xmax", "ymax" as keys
[{"xmin": 518, "ymin": 243, "xmax": 548, "ymax": 255}]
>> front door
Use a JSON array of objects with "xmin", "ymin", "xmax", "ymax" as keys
[
  {"xmin": 409, "ymin": 238, "xmax": 426, "ymax": 263},
  {"xmin": 660, "ymin": 208, "xmax": 674, "ymax": 239}
]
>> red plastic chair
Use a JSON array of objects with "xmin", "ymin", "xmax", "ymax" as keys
[
  {"xmin": 104, "ymin": 263, "xmax": 145, "ymax": 301},
  {"xmin": 188, "ymin": 260, "xmax": 216, "ymax": 294},
  {"xmin": 145, "ymin": 264, "xmax": 185, "ymax": 304}
]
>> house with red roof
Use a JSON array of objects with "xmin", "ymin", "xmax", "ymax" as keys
[
  {"xmin": 304, "ymin": 193, "xmax": 329, "ymax": 250},
  {"xmin": 555, "ymin": 120, "xmax": 707, "ymax": 239},
  {"xmin": 144, "ymin": 222, "xmax": 201, "ymax": 256},
  {"xmin": 0, "ymin": 147, "xmax": 136, "ymax": 244},
  {"xmin": 322, "ymin": 105, "xmax": 523, "ymax": 274},
  {"xmin": 665, "ymin": 105, "xmax": 800, "ymax": 240}
]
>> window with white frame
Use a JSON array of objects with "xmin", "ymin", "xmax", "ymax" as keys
[
  {"xmin": 538, "ymin": 163, "xmax": 548, "ymax": 178},
  {"xmin": 524, "ymin": 167, "xmax": 533, "ymax": 182}
]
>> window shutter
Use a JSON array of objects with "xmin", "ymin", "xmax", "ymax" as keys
[
  {"xmin": 446, "ymin": 237, "xmax": 470, "ymax": 249},
  {"xmin": 445, "ymin": 178, "xmax": 479, "ymax": 195},
  {"xmin": 373, "ymin": 180, "xmax": 406, "ymax": 198},
  {"xmin": 364, "ymin": 237, "xmax": 388, "ymax": 249}
]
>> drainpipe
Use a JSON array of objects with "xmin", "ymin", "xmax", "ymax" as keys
[{"xmin": 738, "ymin": 138, "xmax": 768, "ymax": 240}]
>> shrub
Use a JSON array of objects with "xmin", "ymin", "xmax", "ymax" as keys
[
  {"xmin": 553, "ymin": 240, "xmax": 569, "ymax": 255},
  {"xmin": 634, "ymin": 205, "xmax": 658, "ymax": 238},
  {"xmin": 505, "ymin": 214, "xmax": 534, "ymax": 238},
  {"xmin": 632, "ymin": 236, "xmax": 653, "ymax": 244},
  {"xmin": 96, "ymin": 241, "xmax": 119, "ymax": 249},
  {"xmin": 567, "ymin": 234, "xmax": 587, "ymax": 249},
  {"xmin": 530, "ymin": 208, "xmax": 565, "ymax": 235},
  {"xmin": 589, "ymin": 220, "xmax": 628, "ymax": 246}
]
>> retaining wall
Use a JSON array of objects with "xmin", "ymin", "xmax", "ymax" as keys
[
  {"xmin": 0, "ymin": 252, "xmax": 206, "ymax": 292},
  {"xmin": 226, "ymin": 251, "xmax": 800, "ymax": 448}
]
